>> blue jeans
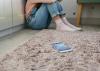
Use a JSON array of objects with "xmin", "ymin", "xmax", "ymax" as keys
[{"xmin": 26, "ymin": 1, "xmax": 65, "ymax": 30}]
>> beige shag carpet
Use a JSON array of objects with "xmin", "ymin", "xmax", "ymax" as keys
[{"xmin": 0, "ymin": 30, "xmax": 100, "ymax": 71}]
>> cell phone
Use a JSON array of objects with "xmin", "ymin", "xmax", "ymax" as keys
[{"xmin": 52, "ymin": 42, "xmax": 73, "ymax": 53}]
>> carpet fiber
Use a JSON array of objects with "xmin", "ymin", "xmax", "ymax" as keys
[{"xmin": 0, "ymin": 30, "xmax": 100, "ymax": 71}]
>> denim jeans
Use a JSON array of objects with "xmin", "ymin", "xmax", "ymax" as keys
[{"xmin": 26, "ymin": 1, "xmax": 65, "ymax": 30}]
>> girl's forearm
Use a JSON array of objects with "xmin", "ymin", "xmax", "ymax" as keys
[
  {"xmin": 30, "ymin": 0, "xmax": 56, "ymax": 3},
  {"xmin": 30, "ymin": 0, "xmax": 43, "ymax": 3}
]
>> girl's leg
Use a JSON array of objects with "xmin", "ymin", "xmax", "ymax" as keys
[
  {"xmin": 62, "ymin": 17, "xmax": 82, "ymax": 30},
  {"xmin": 55, "ymin": 2, "xmax": 82, "ymax": 30},
  {"xmin": 27, "ymin": 4, "xmax": 52, "ymax": 30},
  {"xmin": 47, "ymin": 1, "xmax": 65, "ymax": 18},
  {"xmin": 45, "ymin": 1, "xmax": 77, "ymax": 31}
]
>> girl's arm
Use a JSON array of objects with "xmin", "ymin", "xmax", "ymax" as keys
[{"xmin": 30, "ymin": 0, "xmax": 56, "ymax": 3}]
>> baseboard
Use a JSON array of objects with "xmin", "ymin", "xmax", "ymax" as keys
[
  {"xmin": 0, "ymin": 24, "xmax": 24, "ymax": 38},
  {"xmin": 67, "ymin": 18, "xmax": 100, "ymax": 26},
  {"xmin": 49, "ymin": 18, "xmax": 100, "ymax": 29}
]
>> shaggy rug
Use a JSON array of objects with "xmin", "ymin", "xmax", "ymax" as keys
[{"xmin": 0, "ymin": 30, "xmax": 100, "ymax": 71}]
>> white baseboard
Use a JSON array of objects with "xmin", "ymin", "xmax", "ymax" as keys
[
  {"xmin": 0, "ymin": 24, "xmax": 24, "ymax": 38},
  {"xmin": 67, "ymin": 18, "xmax": 100, "ymax": 26},
  {"xmin": 49, "ymin": 18, "xmax": 100, "ymax": 28}
]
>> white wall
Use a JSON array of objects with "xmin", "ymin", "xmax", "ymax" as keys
[
  {"xmin": 0, "ymin": 0, "xmax": 25, "ymax": 38},
  {"xmin": 61, "ymin": 0, "xmax": 100, "ymax": 18}
]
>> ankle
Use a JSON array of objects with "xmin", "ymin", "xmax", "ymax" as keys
[{"xmin": 53, "ymin": 16, "xmax": 62, "ymax": 23}]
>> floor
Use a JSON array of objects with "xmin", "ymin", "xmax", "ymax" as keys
[
  {"xmin": 0, "ymin": 29, "xmax": 40, "ymax": 55},
  {"xmin": 0, "ymin": 25, "xmax": 100, "ymax": 55}
]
